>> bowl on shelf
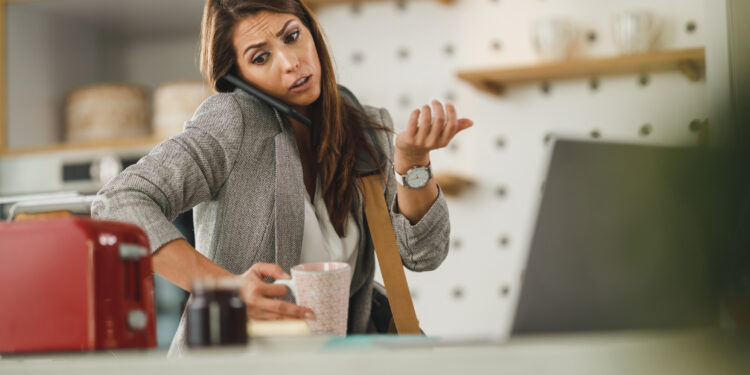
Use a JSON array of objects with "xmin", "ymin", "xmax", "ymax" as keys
[
  {"xmin": 531, "ymin": 17, "xmax": 579, "ymax": 62},
  {"xmin": 612, "ymin": 10, "xmax": 661, "ymax": 55}
]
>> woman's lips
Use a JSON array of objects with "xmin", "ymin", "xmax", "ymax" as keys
[{"xmin": 290, "ymin": 75, "xmax": 312, "ymax": 92}]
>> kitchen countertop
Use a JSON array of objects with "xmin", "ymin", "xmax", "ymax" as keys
[{"xmin": 1, "ymin": 329, "xmax": 747, "ymax": 375}]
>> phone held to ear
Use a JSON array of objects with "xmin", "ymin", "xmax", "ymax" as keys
[{"xmin": 220, "ymin": 74, "xmax": 312, "ymax": 128}]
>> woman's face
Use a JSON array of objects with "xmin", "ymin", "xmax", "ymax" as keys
[{"xmin": 232, "ymin": 11, "xmax": 322, "ymax": 116}]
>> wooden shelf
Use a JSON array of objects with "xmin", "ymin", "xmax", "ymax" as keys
[
  {"xmin": 457, "ymin": 48, "xmax": 705, "ymax": 96},
  {"xmin": 434, "ymin": 172, "xmax": 476, "ymax": 197},
  {"xmin": 0, "ymin": 136, "xmax": 164, "ymax": 157}
]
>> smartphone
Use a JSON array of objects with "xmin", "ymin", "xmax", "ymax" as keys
[{"xmin": 220, "ymin": 74, "xmax": 312, "ymax": 127}]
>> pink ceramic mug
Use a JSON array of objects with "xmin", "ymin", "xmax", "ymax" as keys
[{"xmin": 274, "ymin": 262, "xmax": 351, "ymax": 336}]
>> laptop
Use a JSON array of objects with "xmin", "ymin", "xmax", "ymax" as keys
[
  {"xmin": 511, "ymin": 139, "xmax": 719, "ymax": 335},
  {"xmin": 360, "ymin": 139, "xmax": 721, "ymax": 348}
]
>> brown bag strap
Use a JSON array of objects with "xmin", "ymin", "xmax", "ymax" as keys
[{"xmin": 360, "ymin": 173, "xmax": 421, "ymax": 334}]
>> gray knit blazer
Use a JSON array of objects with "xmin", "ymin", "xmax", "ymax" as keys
[{"xmin": 91, "ymin": 87, "xmax": 450, "ymax": 355}]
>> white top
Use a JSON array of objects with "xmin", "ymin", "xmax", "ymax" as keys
[{"xmin": 299, "ymin": 178, "xmax": 360, "ymax": 278}]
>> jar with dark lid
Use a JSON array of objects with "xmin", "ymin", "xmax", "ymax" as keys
[{"xmin": 186, "ymin": 277, "xmax": 248, "ymax": 347}]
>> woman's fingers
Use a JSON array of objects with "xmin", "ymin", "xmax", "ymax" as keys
[
  {"xmin": 439, "ymin": 118, "xmax": 473, "ymax": 146},
  {"xmin": 425, "ymin": 100, "xmax": 446, "ymax": 146},
  {"xmin": 406, "ymin": 109, "xmax": 420, "ymax": 138},
  {"xmin": 250, "ymin": 262, "xmax": 290, "ymax": 281},
  {"xmin": 445, "ymin": 101, "xmax": 457, "ymax": 125},
  {"xmin": 256, "ymin": 282, "xmax": 290, "ymax": 298},
  {"xmin": 252, "ymin": 298, "xmax": 314, "ymax": 320},
  {"xmin": 415, "ymin": 104, "xmax": 432, "ymax": 145},
  {"xmin": 238, "ymin": 262, "xmax": 316, "ymax": 322},
  {"xmin": 438, "ymin": 101, "xmax": 457, "ymax": 146},
  {"xmin": 457, "ymin": 118, "xmax": 474, "ymax": 132},
  {"xmin": 249, "ymin": 311, "xmax": 287, "ymax": 320},
  {"xmin": 398, "ymin": 100, "xmax": 472, "ymax": 153}
]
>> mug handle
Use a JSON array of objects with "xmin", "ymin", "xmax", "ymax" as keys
[{"xmin": 273, "ymin": 278, "xmax": 297, "ymax": 300}]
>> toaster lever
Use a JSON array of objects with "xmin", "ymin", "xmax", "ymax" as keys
[{"xmin": 119, "ymin": 244, "xmax": 148, "ymax": 260}]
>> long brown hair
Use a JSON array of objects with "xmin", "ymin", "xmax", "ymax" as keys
[{"xmin": 201, "ymin": 0, "xmax": 388, "ymax": 237}]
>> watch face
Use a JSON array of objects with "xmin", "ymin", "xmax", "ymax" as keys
[{"xmin": 406, "ymin": 168, "xmax": 430, "ymax": 188}]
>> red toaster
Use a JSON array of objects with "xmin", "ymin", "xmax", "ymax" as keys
[{"xmin": 0, "ymin": 217, "xmax": 157, "ymax": 353}]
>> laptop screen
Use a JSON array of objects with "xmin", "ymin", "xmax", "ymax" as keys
[{"xmin": 512, "ymin": 139, "xmax": 719, "ymax": 334}]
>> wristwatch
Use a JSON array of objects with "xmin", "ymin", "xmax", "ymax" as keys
[{"xmin": 394, "ymin": 163, "xmax": 432, "ymax": 189}]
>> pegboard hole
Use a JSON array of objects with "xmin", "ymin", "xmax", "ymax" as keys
[
  {"xmin": 490, "ymin": 39, "xmax": 502, "ymax": 52},
  {"xmin": 586, "ymin": 30, "xmax": 598, "ymax": 43},
  {"xmin": 410, "ymin": 289, "xmax": 419, "ymax": 301},
  {"xmin": 495, "ymin": 136, "xmax": 506, "ymax": 149},
  {"xmin": 638, "ymin": 74, "xmax": 650, "ymax": 87},
  {"xmin": 448, "ymin": 142, "xmax": 459, "ymax": 153},
  {"xmin": 499, "ymin": 235, "xmax": 510, "ymax": 248},
  {"xmin": 397, "ymin": 47, "xmax": 410, "ymax": 61},
  {"xmin": 396, "ymin": 0, "xmax": 408, "ymax": 11},
  {"xmin": 540, "ymin": 82, "xmax": 552, "ymax": 95},
  {"xmin": 444, "ymin": 43, "xmax": 455, "ymax": 56},
  {"xmin": 444, "ymin": 90, "xmax": 457, "ymax": 102},
  {"xmin": 350, "ymin": 2, "xmax": 362, "ymax": 15},
  {"xmin": 589, "ymin": 77, "xmax": 600, "ymax": 91},
  {"xmin": 686, "ymin": 21, "xmax": 698, "ymax": 34},
  {"xmin": 544, "ymin": 132, "xmax": 556, "ymax": 144},
  {"xmin": 451, "ymin": 237, "xmax": 462, "ymax": 250},
  {"xmin": 351, "ymin": 51, "xmax": 364, "ymax": 65},
  {"xmin": 689, "ymin": 119, "xmax": 702, "ymax": 133},
  {"xmin": 499, "ymin": 285, "xmax": 510, "ymax": 297},
  {"xmin": 398, "ymin": 95, "xmax": 411, "ymax": 108},
  {"xmin": 451, "ymin": 287, "xmax": 464, "ymax": 300},
  {"xmin": 590, "ymin": 129, "xmax": 602, "ymax": 139},
  {"xmin": 639, "ymin": 123, "xmax": 653, "ymax": 137},
  {"xmin": 495, "ymin": 185, "xmax": 508, "ymax": 198}
]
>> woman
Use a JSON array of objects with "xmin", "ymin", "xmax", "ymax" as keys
[{"xmin": 92, "ymin": 0, "xmax": 472, "ymax": 354}]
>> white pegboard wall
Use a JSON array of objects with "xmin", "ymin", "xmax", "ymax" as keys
[{"xmin": 315, "ymin": 0, "xmax": 709, "ymax": 338}]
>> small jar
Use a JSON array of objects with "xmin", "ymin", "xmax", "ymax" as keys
[{"xmin": 186, "ymin": 277, "xmax": 248, "ymax": 347}]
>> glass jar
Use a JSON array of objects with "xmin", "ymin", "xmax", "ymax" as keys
[{"xmin": 186, "ymin": 277, "xmax": 248, "ymax": 347}]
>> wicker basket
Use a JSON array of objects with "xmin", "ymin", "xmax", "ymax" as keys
[
  {"xmin": 65, "ymin": 83, "xmax": 150, "ymax": 142},
  {"xmin": 152, "ymin": 81, "xmax": 212, "ymax": 139}
]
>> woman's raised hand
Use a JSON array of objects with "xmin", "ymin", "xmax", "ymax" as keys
[
  {"xmin": 239, "ymin": 262, "xmax": 314, "ymax": 321},
  {"xmin": 395, "ymin": 100, "xmax": 474, "ymax": 161}
]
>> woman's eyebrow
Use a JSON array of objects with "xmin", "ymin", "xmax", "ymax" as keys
[{"xmin": 243, "ymin": 19, "xmax": 295, "ymax": 57}]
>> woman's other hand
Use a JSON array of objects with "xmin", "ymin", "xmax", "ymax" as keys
[
  {"xmin": 239, "ymin": 262, "xmax": 315, "ymax": 321},
  {"xmin": 395, "ymin": 100, "xmax": 473, "ymax": 164}
]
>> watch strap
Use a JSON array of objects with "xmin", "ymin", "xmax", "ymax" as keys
[{"xmin": 394, "ymin": 169, "xmax": 406, "ymax": 187}]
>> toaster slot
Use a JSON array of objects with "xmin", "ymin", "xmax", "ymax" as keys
[
  {"xmin": 119, "ymin": 244, "xmax": 147, "ymax": 302},
  {"xmin": 125, "ymin": 261, "xmax": 141, "ymax": 302}
]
